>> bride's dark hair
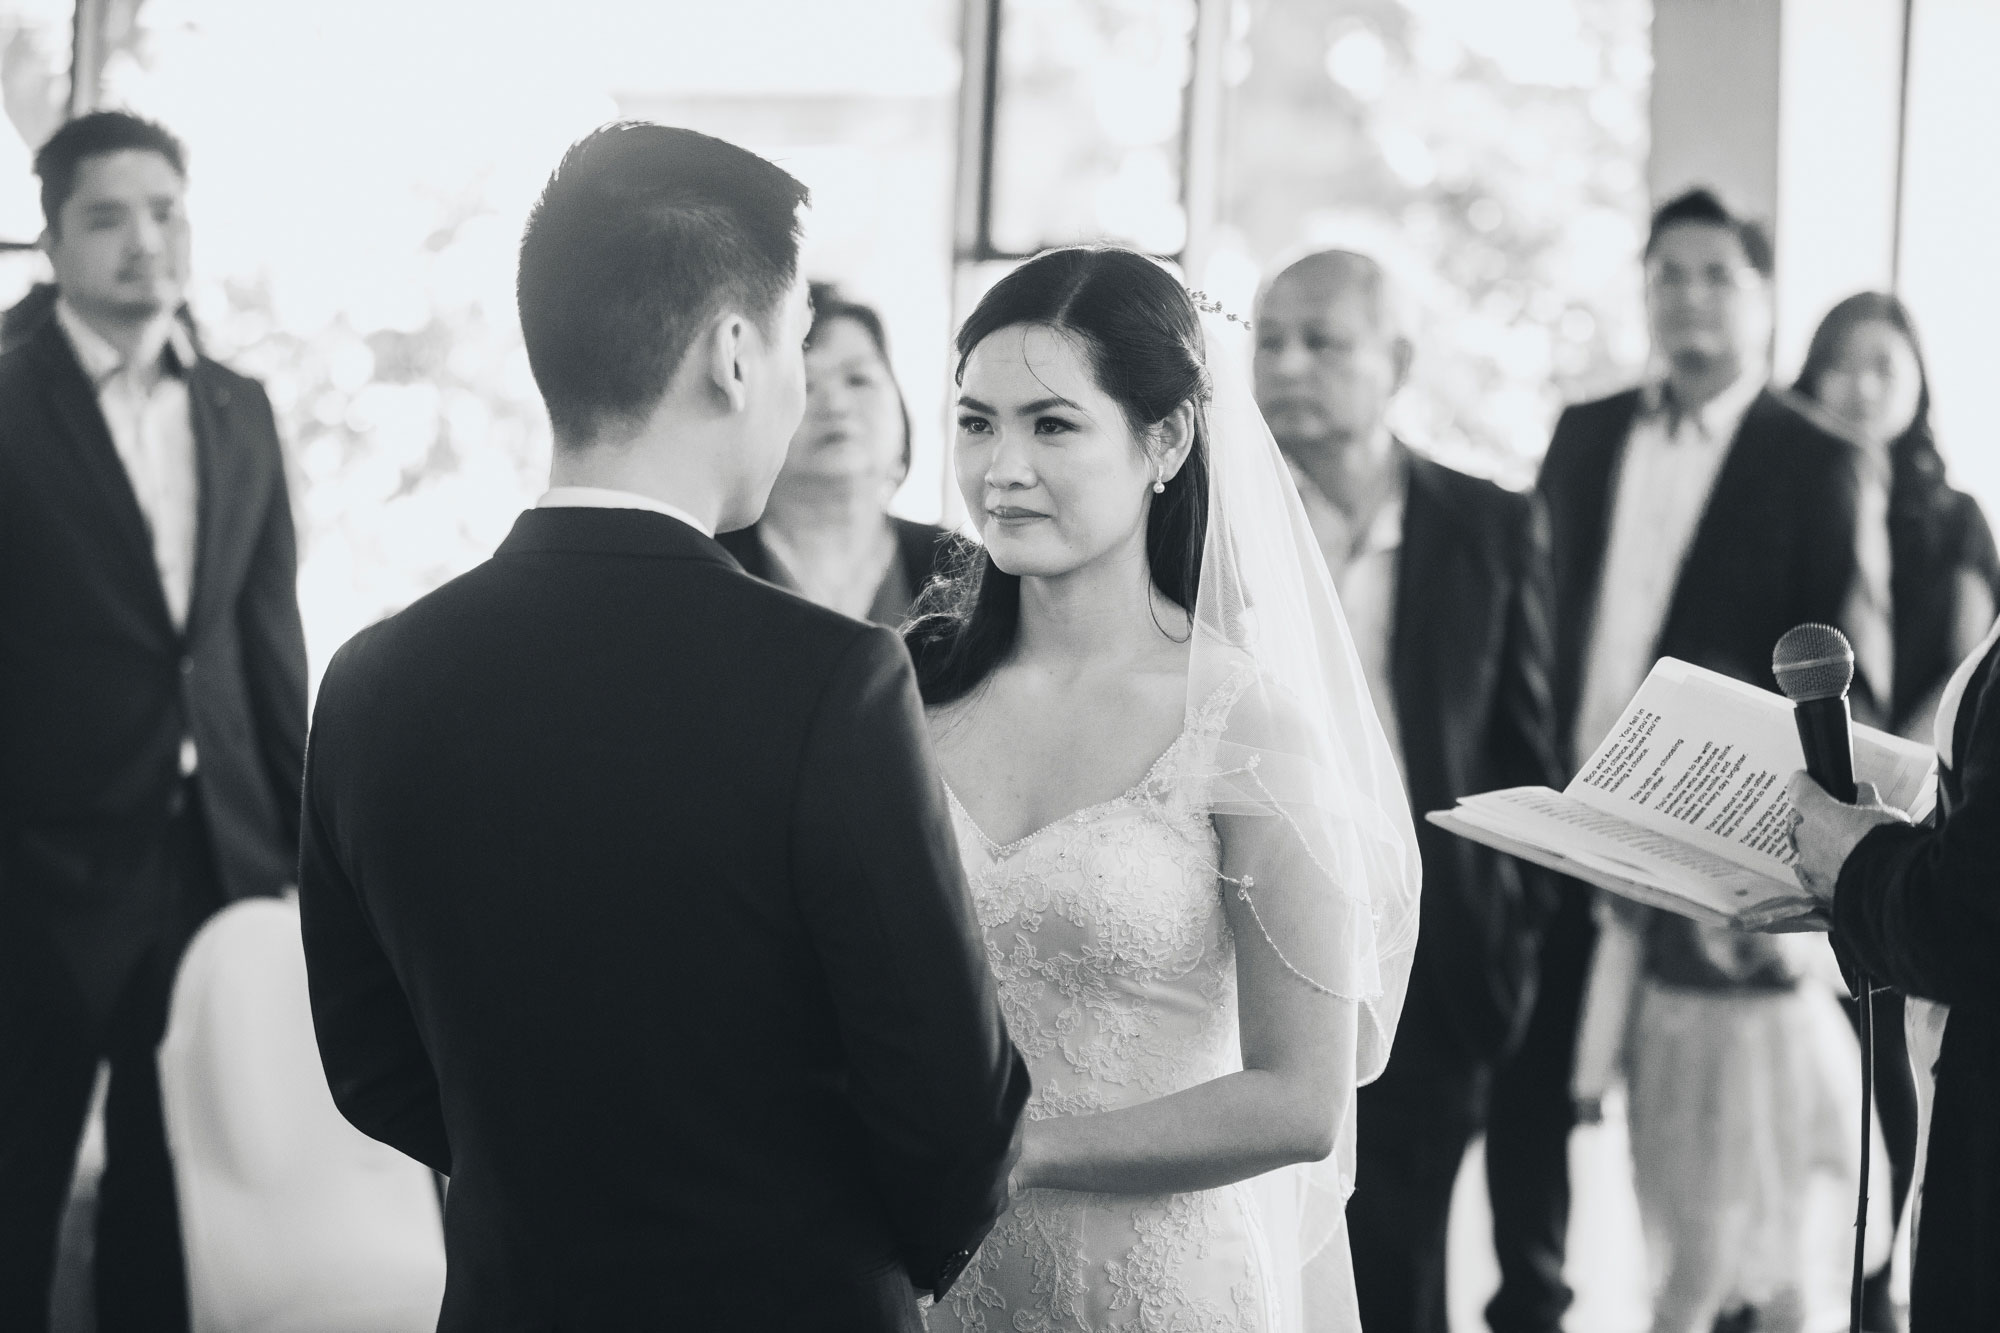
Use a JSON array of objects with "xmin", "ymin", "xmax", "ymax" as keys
[{"xmin": 905, "ymin": 246, "xmax": 1211, "ymax": 706}]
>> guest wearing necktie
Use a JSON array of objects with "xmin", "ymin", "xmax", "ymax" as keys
[
  {"xmin": 1535, "ymin": 188, "xmax": 1870, "ymax": 1332},
  {"xmin": 0, "ymin": 112, "xmax": 307, "ymax": 1332},
  {"xmin": 1254, "ymin": 250, "xmax": 1564, "ymax": 1333}
]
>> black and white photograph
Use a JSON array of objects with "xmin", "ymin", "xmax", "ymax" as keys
[{"xmin": 0, "ymin": 1, "xmax": 1995, "ymax": 1330}]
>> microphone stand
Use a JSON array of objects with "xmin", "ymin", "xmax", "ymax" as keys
[
  {"xmin": 1772, "ymin": 625, "xmax": 1876, "ymax": 1333},
  {"xmin": 1851, "ymin": 977, "xmax": 1873, "ymax": 1333}
]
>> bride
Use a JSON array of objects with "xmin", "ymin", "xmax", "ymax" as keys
[{"xmin": 907, "ymin": 246, "xmax": 1421, "ymax": 1332}]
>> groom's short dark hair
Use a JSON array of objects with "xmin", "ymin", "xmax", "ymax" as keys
[{"xmin": 517, "ymin": 123, "xmax": 809, "ymax": 448}]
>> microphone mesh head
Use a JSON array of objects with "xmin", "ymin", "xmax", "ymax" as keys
[{"xmin": 1772, "ymin": 623, "xmax": 1855, "ymax": 702}]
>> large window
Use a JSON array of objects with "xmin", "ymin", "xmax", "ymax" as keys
[
  {"xmin": 984, "ymin": 0, "xmax": 1199, "ymax": 258},
  {"xmin": 1211, "ymin": 0, "xmax": 1652, "ymax": 481},
  {"xmin": 955, "ymin": 0, "xmax": 1652, "ymax": 487},
  {"xmin": 1899, "ymin": 0, "xmax": 2000, "ymax": 526},
  {"xmin": 50, "ymin": 0, "xmax": 961, "ymax": 689}
]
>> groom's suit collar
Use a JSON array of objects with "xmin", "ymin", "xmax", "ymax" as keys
[{"xmin": 497, "ymin": 504, "xmax": 742, "ymax": 571}]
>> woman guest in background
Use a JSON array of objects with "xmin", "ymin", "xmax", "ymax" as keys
[
  {"xmin": 1789, "ymin": 607, "xmax": 2000, "ymax": 1332},
  {"xmin": 1794, "ymin": 291, "xmax": 2000, "ymax": 1329},
  {"xmin": 721, "ymin": 282, "xmax": 953, "ymax": 624},
  {"xmin": 1796, "ymin": 292, "xmax": 2000, "ymax": 742}
]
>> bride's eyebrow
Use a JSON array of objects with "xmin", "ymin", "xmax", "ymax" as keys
[{"xmin": 955, "ymin": 393, "xmax": 1084, "ymax": 415}]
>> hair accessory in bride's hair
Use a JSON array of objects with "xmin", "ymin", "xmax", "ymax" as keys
[{"xmin": 1185, "ymin": 289, "xmax": 1251, "ymax": 331}]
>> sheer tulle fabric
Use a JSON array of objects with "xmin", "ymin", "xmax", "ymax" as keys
[{"xmin": 1187, "ymin": 313, "xmax": 1423, "ymax": 1327}]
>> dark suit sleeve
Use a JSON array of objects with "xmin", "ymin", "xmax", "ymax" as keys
[
  {"xmin": 295, "ymin": 656, "xmax": 452, "ymax": 1175},
  {"xmin": 1492, "ymin": 492, "xmax": 1565, "ymax": 795},
  {"xmin": 1832, "ymin": 654, "xmax": 2000, "ymax": 1008},
  {"xmin": 235, "ymin": 385, "xmax": 309, "ymax": 857},
  {"xmin": 789, "ymin": 626, "xmax": 1030, "ymax": 1293}
]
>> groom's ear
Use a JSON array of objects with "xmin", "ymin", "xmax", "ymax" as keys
[{"xmin": 699, "ymin": 310, "xmax": 753, "ymax": 414}]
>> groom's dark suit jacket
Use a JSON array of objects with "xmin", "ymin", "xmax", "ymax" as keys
[
  {"xmin": 298, "ymin": 506, "xmax": 1029, "ymax": 1332},
  {"xmin": 0, "ymin": 318, "xmax": 306, "ymax": 1025}
]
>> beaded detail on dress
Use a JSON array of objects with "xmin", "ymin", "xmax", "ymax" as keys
[{"xmin": 930, "ymin": 668, "xmax": 1277, "ymax": 1333}]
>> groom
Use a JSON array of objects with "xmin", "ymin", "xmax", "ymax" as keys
[{"xmin": 296, "ymin": 124, "xmax": 1029, "ymax": 1331}]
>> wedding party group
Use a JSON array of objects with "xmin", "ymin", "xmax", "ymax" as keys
[{"xmin": 1, "ymin": 105, "xmax": 1996, "ymax": 1333}]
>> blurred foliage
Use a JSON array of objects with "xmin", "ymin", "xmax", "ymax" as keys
[
  {"xmin": 1219, "ymin": 0, "xmax": 1652, "ymax": 482},
  {"xmin": 198, "ymin": 195, "xmax": 550, "ymax": 670},
  {"xmin": 990, "ymin": 0, "xmax": 1195, "ymax": 256}
]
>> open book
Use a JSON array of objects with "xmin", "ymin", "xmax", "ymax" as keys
[{"xmin": 1427, "ymin": 658, "xmax": 1936, "ymax": 930}]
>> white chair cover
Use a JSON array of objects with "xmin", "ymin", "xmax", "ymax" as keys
[{"xmin": 159, "ymin": 897, "xmax": 446, "ymax": 1333}]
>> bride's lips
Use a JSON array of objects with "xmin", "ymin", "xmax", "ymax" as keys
[{"xmin": 986, "ymin": 505, "xmax": 1049, "ymax": 526}]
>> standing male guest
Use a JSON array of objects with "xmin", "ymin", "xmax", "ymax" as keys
[
  {"xmin": 1527, "ymin": 188, "xmax": 1864, "ymax": 1331},
  {"xmin": 0, "ymin": 111, "xmax": 308, "ymax": 1332},
  {"xmin": 1254, "ymin": 250, "xmax": 1564, "ymax": 1333}
]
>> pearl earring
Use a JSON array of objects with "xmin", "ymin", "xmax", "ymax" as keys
[{"xmin": 1152, "ymin": 469, "xmax": 1167, "ymax": 495}]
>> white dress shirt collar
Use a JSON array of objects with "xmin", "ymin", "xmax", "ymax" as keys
[
  {"xmin": 55, "ymin": 297, "xmax": 197, "ymax": 386},
  {"xmin": 535, "ymin": 486, "xmax": 714, "ymax": 538},
  {"xmin": 1639, "ymin": 366, "xmax": 1764, "ymax": 445}
]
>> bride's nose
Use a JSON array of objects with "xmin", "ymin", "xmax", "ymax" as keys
[{"xmin": 984, "ymin": 428, "xmax": 1035, "ymax": 489}]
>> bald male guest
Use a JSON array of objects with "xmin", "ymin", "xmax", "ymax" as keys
[{"xmin": 1254, "ymin": 252, "xmax": 1563, "ymax": 1333}]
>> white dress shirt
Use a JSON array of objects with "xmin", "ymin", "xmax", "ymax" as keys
[
  {"xmin": 1292, "ymin": 458, "xmax": 1406, "ymax": 777},
  {"xmin": 58, "ymin": 300, "xmax": 202, "ymax": 777},
  {"xmin": 535, "ymin": 486, "xmax": 714, "ymax": 538},
  {"xmin": 1574, "ymin": 371, "xmax": 1765, "ymax": 766},
  {"xmin": 58, "ymin": 300, "xmax": 200, "ymax": 629},
  {"xmin": 1846, "ymin": 441, "xmax": 1895, "ymax": 712}
]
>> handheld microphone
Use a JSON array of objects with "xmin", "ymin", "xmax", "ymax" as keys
[
  {"xmin": 1773, "ymin": 623, "xmax": 1858, "ymax": 804},
  {"xmin": 1773, "ymin": 622, "xmax": 1872, "ymax": 1333}
]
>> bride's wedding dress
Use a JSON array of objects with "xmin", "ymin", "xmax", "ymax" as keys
[
  {"xmin": 928, "ymin": 671, "xmax": 1286, "ymax": 1333},
  {"xmin": 925, "ymin": 304, "xmax": 1422, "ymax": 1332}
]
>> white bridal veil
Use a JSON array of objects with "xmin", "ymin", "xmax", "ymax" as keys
[{"xmin": 1185, "ymin": 306, "xmax": 1423, "ymax": 1329}]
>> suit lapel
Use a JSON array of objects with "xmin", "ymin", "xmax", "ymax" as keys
[
  {"xmin": 185, "ymin": 363, "xmax": 248, "ymax": 633},
  {"xmin": 30, "ymin": 324, "xmax": 178, "ymax": 633},
  {"xmin": 1654, "ymin": 389, "xmax": 1774, "ymax": 660},
  {"xmin": 1552, "ymin": 394, "xmax": 1637, "ymax": 724},
  {"xmin": 1391, "ymin": 461, "xmax": 1442, "ymax": 794},
  {"xmin": 1396, "ymin": 457, "xmax": 1502, "ymax": 802}
]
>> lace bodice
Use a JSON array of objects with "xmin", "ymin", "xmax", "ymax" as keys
[
  {"xmin": 944, "ymin": 723, "xmax": 1241, "ymax": 1123},
  {"xmin": 930, "ymin": 673, "xmax": 1279, "ymax": 1333}
]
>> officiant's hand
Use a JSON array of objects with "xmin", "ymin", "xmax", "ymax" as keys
[{"xmin": 1787, "ymin": 774, "xmax": 1908, "ymax": 907}]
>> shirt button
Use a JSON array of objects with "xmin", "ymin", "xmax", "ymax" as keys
[{"xmin": 180, "ymin": 656, "xmax": 194, "ymax": 677}]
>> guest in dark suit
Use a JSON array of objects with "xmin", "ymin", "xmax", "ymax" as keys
[
  {"xmin": 1790, "ymin": 611, "xmax": 2000, "ymax": 1332},
  {"xmin": 1794, "ymin": 289, "xmax": 2000, "ymax": 1328},
  {"xmin": 0, "ymin": 112, "xmax": 307, "ymax": 1333},
  {"xmin": 721, "ymin": 283, "xmax": 952, "ymax": 624},
  {"xmin": 1254, "ymin": 250, "xmax": 1564, "ymax": 1333},
  {"xmin": 1529, "ymin": 188, "xmax": 1864, "ymax": 1332},
  {"xmin": 296, "ymin": 124, "xmax": 1029, "ymax": 1333}
]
